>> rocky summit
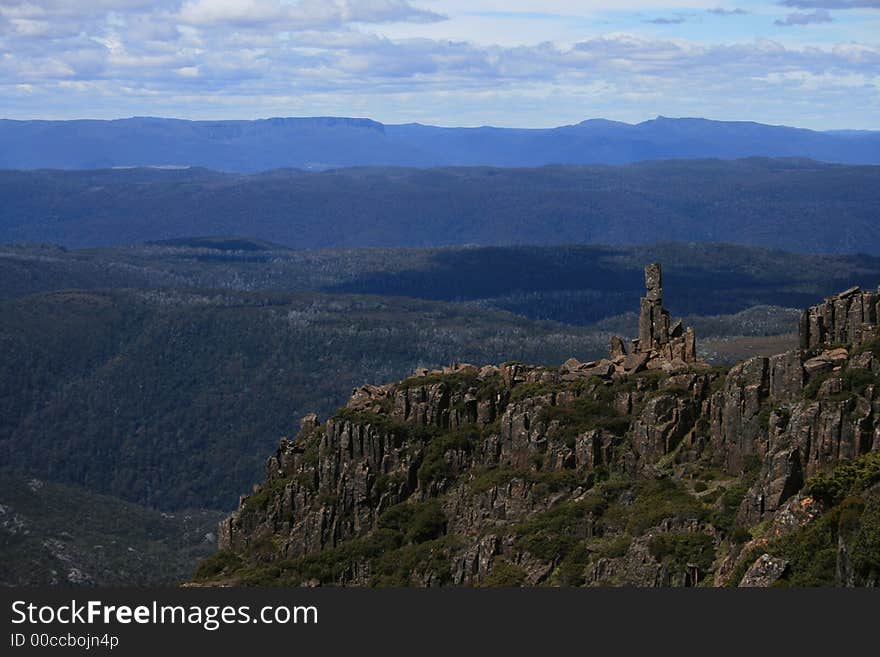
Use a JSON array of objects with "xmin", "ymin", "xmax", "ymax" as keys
[{"xmin": 193, "ymin": 265, "xmax": 880, "ymax": 587}]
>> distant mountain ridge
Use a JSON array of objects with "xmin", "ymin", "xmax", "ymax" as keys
[{"xmin": 2, "ymin": 115, "xmax": 879, "ymax": 171}]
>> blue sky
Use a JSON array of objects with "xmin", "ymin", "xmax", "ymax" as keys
[{"xmin": 1, "ymin": 1, "xmax": 878, "ymax": 129}]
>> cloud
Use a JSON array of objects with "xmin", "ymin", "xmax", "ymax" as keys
[
  {"xmin": 775, "ymin": 9, "xmax": 834, "ymax": 24},
  {"xmin": 707, "ymin": 7, "xmax": 749, "ymax": 15},
  {"xmin": 175, "ymin": 0, "xmax": 445, "ymax": 30},
  {"xmin": 645, "ymin": 17, "xmax": 687, "ymax": 24},
  {"xmin": 1, "ymin": 2, "xmax": 879, "ymax": 128},
  {"xmin": 0, "ymin": 0, "xmax": 446, "ymax": 39},
  {"xmin": 3, "ymin": 20, "xmax": 878, "ymax": 88},
  {"xmin": 779, "ymin": 1, "xmax": 880, "ymax": 8}
]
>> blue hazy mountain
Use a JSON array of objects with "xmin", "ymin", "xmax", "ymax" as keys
[{"xmin": 1, "ymin": 116, "xmax": 879, "ymax": 171}]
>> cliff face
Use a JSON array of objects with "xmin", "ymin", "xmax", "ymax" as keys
[{"xmin": 197, "ymin": 267, "xmax": 880, "ymax": 588}]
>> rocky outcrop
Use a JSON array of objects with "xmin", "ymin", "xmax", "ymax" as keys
[
  {"xmin": 735, "ymin": 344, "xmax": 880, "ymax": 526},
  {"xmin": 556, "ymin": 264, "xmax": 705, "ymax": 383},
  {"xmin": 611, "ymin": 263, "xmax": 700, "ymax": 373},
  {"xmin": 586, "ymin": 518, "xmax": 717, "ymax": 587},
  {"xmin": 739, "ymin": 554, "xmax": 789, "ymax": 587},
  {"xmin": 204, "ymin": 270, "xmax": 880, "ymax": 588},
  {"xmin": 800, "ymin": 285, "xmax": 879, "ymax": 350}
]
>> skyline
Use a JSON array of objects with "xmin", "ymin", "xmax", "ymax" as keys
[{"xmin": 1, "ymin": 1, "xmax": 879, "ymax": 130}]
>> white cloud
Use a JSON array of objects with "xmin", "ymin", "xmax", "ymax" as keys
[
  {"xmin": 174, "ymin": 0, "xmax": 445, "ymax": 29},
  {"xmin": 775, "ymin": 9, "xmax": 835, "ymax": 24},
  {"xmin": 0, "ymin": 1, "xmax": 878, "ymax": 128},
  {"xmin": 780, "ymin": 1, "xmax": 880, "ymax": 7}
]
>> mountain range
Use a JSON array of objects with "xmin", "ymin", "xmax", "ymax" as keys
[{"xmin": 2, "ymin": 116, "xmax": 879, "ymax": 172}]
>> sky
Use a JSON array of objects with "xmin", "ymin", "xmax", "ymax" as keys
[{"xmin": 1, "ymin": 1, "xmax": 878, "ymax": 129}]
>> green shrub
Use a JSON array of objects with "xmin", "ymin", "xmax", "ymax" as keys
[
  {"xmin": 711, "ymin": 479, "xmax": 750, "ymax": 534},
  {"xmin": 396, "ymin": 372, "xmax": 478, "ymax": 392},
  {"xmin": 553, "ymin": 543, "xmax": 590, "ymax": 586},
  {"xmin": 806, "ymin": 450, "xmax": 880, "ymax": 506},
  {"xmin": 509, "ymin": 381, "xmax": 571, "ymax": 402},
  {"xmin": 804, "ymin": 372, "xmax": 832, "ymax": 401},
  {"xmin": 192, "ymin": 550, "xmax": 244, "ymax": 581},
  {"xmin": 238, "ymin": 530, "xmax": 398, "ymax": 585},
  {"xmin": 300, "ymin": 437, "xmax": 321, "ymax": 467},
  {"xmin": 648, "ymin": 385, "xmax": 689, "ymax": 400},
  {"xmin": 417, "ymin": 425, "xmax": 482, "ymax": 486},
  {"xmin": 804, "ymin": 368, "xmax": 879, "ymax": 403},
  {"xmin": 841, "ymin": 368, "xmax": 878, "ymax": 397},
  {"xmin": 757, "ymin": 403, "xmax": 792, "ymax": 431},
  {"xmin": 538, "ymin": 395, "xmax": 631, "ymax": 443},
  {"xmin": 369, "ymin": 537, "xmax": 457, "ymax": 587},
  {"xmin": 622, "ymin": 479, "xmax": 707, "ymax": 535},
  {"xmin": 708, "ymin": 370, "xmax": 728, "ymax": 394},
  {"xmin": 406, "ymin": 502, "xmax": 447, "ymax": 544},
  {"xmin": 729, "ymin": 486, "xmax": 880, "ymax": 587},
  {"xmin": 848, "ymin": 495, "xmax": 880, "ymax": 580},
  {"xmin": 774, "ymin": 510, "xmax": 839, "ymax": 586},
  {"xmin": 592, "ymin": 534, "xmax": 631, "ymax": 559},
  {"xmin": 318, "ymin": 492, "xmax": 339, "ymax": 506},
  {"xmin": 240, "ymin": 476, "xmax": 293, "ymax": 514},
  {"xmin": 856, "ymin": 337, "xmax": 880, "ymax": 359},
  {"xmin": 731, "ymin": 527, "xmax": 752, "ymax": 544},
  {"xmin": 373, "ymin": 472, "xmax": 406, "ymax": 498},
  {"xmin": 513, "ymin": 499, "xmax": 600, "ymax": 561},
  {"xmin": 648, "ymin": 532, "xmax": 715, "ymax": 573},
  {"xmin": 331, "ymin": 408, "xmax": 416, "ymax": 441},
  {"xmin": 469, "ymin": 466, "xmax": 583, "ymax": 496},
  {"xmin": 482, "ymin": 559, "xmax": 527, "ymax": 587},
  {"xmin": 378, "ymin": 500, "xmax": 447, "ymax": 544}
]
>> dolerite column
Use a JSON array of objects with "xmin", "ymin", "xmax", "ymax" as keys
[
  {"xmin": 639, "ymin": 263, "xmax": 664, "ymax": 352},
  {"xmin": 799, "ymin": 309, "xmax": 811, "ymax": 351},
  {"xmin": 638, "ymin": 297, "xmax": 653, "ymax": 351}
]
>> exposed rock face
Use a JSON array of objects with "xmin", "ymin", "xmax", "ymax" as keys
[
  {"xmin": 217, "ymin": 363, "xmax": 723, "ymax": 583},
  {"xmin": 204, "ymin": 270, "xmax": 880, "ymax": 588},
  {"xmin": 800, "ymin": 285, "xmax": 879, "ymax": 350},
  {"xmin": 611, "ymin": 263, "xmax": 701, "ymax": 375},
  {"xmin": 739, "ymin": 554, "xmax": 789, "ymax": 587},
  {"xmin": 708, "ymin": 355, "xmax": 770, "ymax": 475},
  {"xmin": 733, "ymin": 344, "xmax": 879, "ymax": 526}
]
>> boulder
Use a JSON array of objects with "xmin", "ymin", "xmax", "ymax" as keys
[
  {"xmin": 582, "ymin": 364, "xmax": 614, "ymax": 379},
  {"xmin": 478, "ymin": 365, "xmax": 499, "ymax": 379},
  {"xmin": 561, "ymin": 357, "xmax": 583, "ymax": 372},
  {"xmin": 739, "ymin": 554, "xmax": 789, "ymax": 587},
  {"xmin": 826, "ymin": 348, "xmax": 849, "ymax": 364},
  {"xmin": 804, "ymin": 356, "xmax": 833, "ymax": 376},
  {"xmin": 299, "ymin": 413, "xmax": 320, "ymax": 432},
  {"xmin": 623, "ymin": 352, "xmax": 649, "ymax": 374}
]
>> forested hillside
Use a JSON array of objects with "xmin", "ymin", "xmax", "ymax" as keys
[
  {"xmin": 5, "ymin": 241, "xmax": 880, "ymax": 324},
  {"xmin": 2, "ymin": 160, "xmax": 880, "ymax": 253},
  {"xmin": 0, "ymin": 475, "xmax": 222, "ymax": 586},
  {"xmin": 0, "ymin": 288, "xmax": 606, "ymax": 510}
]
